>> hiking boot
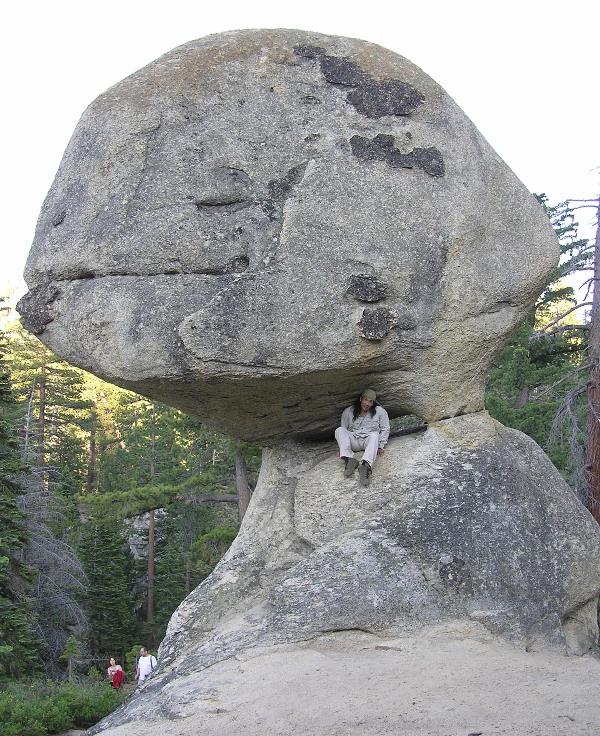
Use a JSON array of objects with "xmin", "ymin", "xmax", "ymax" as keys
[
  {"xmin": 343, "ymin": 457, "xmax": 359, "ymax": 478},
  {"xmin": 358, "ymin": 461, "xmax": 372, "ymax": 487}
]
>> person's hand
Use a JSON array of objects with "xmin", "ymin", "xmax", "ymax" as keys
[{"xmin": 377, "ymin": 448, "xmax": 385, "ymax": 456}]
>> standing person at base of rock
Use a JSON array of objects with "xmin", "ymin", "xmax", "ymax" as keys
[
  {"xmin": 135, "ymin": 647, "xmax": 157, "ymax": 685},
  {"xmin": 107, "ymin": 657, "xmax": 124, "ymax": 688},
  {"xmin": 335, "ymin": 389, "xmax": 390, "ymax": 486}
]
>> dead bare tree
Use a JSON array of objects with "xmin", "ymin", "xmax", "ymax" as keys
[
  {"xmin": 16, "ymin": 463, "xmax": 88, "ymax": 675},
  {"xmin": 584, "ymin": 196, "xmax": 600, "ymax": 521},
  {"xmin": 543, "ymin": 194, "xmax": 600, "ymax": 515}
]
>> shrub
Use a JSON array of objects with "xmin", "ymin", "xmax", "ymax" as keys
[{"xmin": 0, "ymin": 678, "xmax": 124, "ymax": 736}]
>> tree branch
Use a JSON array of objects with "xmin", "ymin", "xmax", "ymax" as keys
[
  {"xmin": 545, "ymin": 324, "xmax": 590, "ymax": 335},
  {"xmin": 541, "ymin": 302, "xmax": 592, "ymax": 332},
  {"xmin": 176, "ymin": 493, "xmax": 238, "ymax": 505},
  {"xmin": 531, "ymin": 364, "xmax": 591, "ymax": 401}
]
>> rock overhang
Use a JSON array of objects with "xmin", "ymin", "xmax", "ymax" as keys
[{"xmin": 18, "ymin": 29, "xmax": 559, "ymax": 442}]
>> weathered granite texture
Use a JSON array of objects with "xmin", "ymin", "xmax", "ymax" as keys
[
  {"xmin": 18, "ymin": 28, "xmax": 558, "ymax": 443},
  {"xmin": 18, "ymin": 30, "xmax": 599, "ymax": 735},
  {"xmin": 89, "ymin": 413, "xmax": 600, "ymax": 733}
]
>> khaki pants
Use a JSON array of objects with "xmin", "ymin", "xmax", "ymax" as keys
[{"xmin": 335, "ymin": 427, "xmax": 379, "ymax": 467}]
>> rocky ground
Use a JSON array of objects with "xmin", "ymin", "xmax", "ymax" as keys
[{"xmin": 90, "ymin": 622, "xmax": 600, "ymax": 736}]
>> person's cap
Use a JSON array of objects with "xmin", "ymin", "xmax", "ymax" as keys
[{"xmin": 361, "ymin": 388, "xmax": 377, "ymax": 401}]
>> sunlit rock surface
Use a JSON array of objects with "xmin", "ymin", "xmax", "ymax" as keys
[{"xmin": 18, "ymin": 28, "xmax": 557, "ymax": 443}]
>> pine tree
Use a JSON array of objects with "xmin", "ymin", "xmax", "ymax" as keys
[
  {"xmin": 79, "ymin": 516, "xmax": 135, "ymax": 661},
  {"xmin": 486, "ymin": 196, "xmax": 591, "ymax": 485},
  {"xmin": 4, "ymin": 323, "xmax": 88, "ymax": 673},
  {"xmin": 0, "ymin": 330, "xmax": 39, "ymax": 678},
  {"xmin": 6, "ymin": 322, "xmax": 93, "ymax": 519}
]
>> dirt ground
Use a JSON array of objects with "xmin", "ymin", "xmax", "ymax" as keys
[{"xmin": 92, "ymin": 622, "xmax": 600, "ymax": 736}]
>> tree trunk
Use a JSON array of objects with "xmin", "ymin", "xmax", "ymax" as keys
[
  {"xmin": 38, "ymin": 362, "xmax": 46, "ymax": 462},
  {"xmin": 235, "ymin": 447, "xmax": 252, "ymax": 522},
  {"xmin": 146, "ymin": 404, "xmax": 157, "ymax": 624},
  {"xmin": 515, "ymin": 386, "xmax": 530, "ymax": 409},
  {"xmin": 185, "ymin": 557, "xmax": 192, "ymax": 595},
  {"xmin": 585, "ymin": 196, "xmax": 600, "ymax": 523},
  {"xmin": 38, "ymin": 361, "xmax": 47, "ymax": 489},
  {"xmin": 147, "ymin": 508, "xmax": 155, "ymax": 623},
  {"xmin": 86, "ymin": 412, "xmax": 97, "ymax": 494},
  {"xmin": 23, "ymin": 378, "xmax": 36, "ymax": 461}
]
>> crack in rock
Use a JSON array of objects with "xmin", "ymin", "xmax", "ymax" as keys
[{"xmin": 263, "ymin": 161, "xmax": 309, "ymax": 258}]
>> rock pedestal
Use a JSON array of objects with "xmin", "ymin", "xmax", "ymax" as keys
[{"xmin": 89, "ymin": 413, "xmax": 600, "ymax": 733}]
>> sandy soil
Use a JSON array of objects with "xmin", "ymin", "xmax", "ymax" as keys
[{"xmin": 92, "ymin": 622, "xmax": 600, "ymax": 736}]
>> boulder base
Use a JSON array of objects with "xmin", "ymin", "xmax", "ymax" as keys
[
  {"xmin": 89, "ymin": 412, "xmax": 600, "ymax": 733},
  {"xmin": 89, "ymin": 625, "xmax": 600, "ymax": 736}
]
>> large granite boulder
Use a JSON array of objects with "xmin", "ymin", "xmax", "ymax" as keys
[
  {"xmin": 18, "ymin": 29, "xmax": 600, "ymax": 735},
  {"xmin": 89, "ymin": 412, "xmax": 600, "ymax": 733},
  {"xmin": 18, "ymin": 29, "xmax": 557, "ymax": 443}
]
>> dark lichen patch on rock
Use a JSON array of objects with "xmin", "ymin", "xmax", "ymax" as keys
[
  {"xmin": 293, "ymin": 45, "xmax": 326, "ymax": 59},
  {"xmin": 17, "ymin": 283, "xmax": 60, "ymax": 336},
  {"xmin": 319, "ymin": 55, "xmax": 366, "ymax": 87},
  {"xmin": 350, "ymin": 135, "xmax": 444, "ymax": 177},
  {"xmin": 348, "ymin": 274, "xmax": 387, "ymax": 302},
  {"xmin": 346, "ymin": 80, "xmax": 425, "ymax": 118},
  {"xmin": 357, "ymin": 307, "xmax": 399, "ymax": 340},
  {"xmin": 293, "ymin": 45, "xmax": 424, "ymax": 118}
]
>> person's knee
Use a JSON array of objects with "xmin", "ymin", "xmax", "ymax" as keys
[{"xmin": 368, "ymin": 432, "xmax": 379, "ymax": 441}]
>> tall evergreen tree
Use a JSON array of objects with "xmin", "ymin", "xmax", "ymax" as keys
[
  {"xmin": 79, "ymin": 516, "xmax": 135, "ymax": 661},
  {"xmin": 0, "ymin": 330, "xmax": 39, "ymax": 678},
  {"xmin": 486, "ymin": 195, "xmax": 591, "ymax": 488},
  {"xmin": 4, "ymin": 323, "xmax": 88, "ymax": 673},
  {"xmin": 6, "ymin": 323, "xmax": 92, "ymax": 521}
]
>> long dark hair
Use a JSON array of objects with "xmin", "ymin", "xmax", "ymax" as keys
[{"xmin": 352, "ymin": 396, "xmax": 379, "ymax": 420}]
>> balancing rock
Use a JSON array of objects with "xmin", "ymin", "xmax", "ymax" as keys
[{"xmin": 18, "ymin": 29, "xmax": 558, "ymax": 443}]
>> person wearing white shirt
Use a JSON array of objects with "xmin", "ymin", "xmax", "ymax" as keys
[{"xmin": 135, "ymin": 647, "xmax": 157, "ymax": 684}]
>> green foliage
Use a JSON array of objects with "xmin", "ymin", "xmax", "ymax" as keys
[
  {"xmin": 59, "ymin": 635, "xmax": 81, "ymax": 662},
  {"xmin": 486, "ymin": 196, "xmax": 589, "ymax": 482},
  {"xmin": 191, "ymin": 525, "xmax": 237, "ymax": 579},
  {"xmin": 79, "ymin": 517, "xmax": 135, "ymax": 660},
  {"xmin": 0, "ymin": 330, "xmax": 39, "ymax": 678},
  {"xmin": 0, "ymin": 679, "xmax": 124, "ymax": 736},
  {"xmin": 125, "ymin": 643, "xmax": 144, "ymax": 677},
  {"xmin": 6, "ymin": 323, "xmax": 93, "ymax": 519}
]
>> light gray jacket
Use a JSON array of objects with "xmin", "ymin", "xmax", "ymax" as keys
[{"xmin": 340, "ymin": 405, "xmax": 390, "ymax": 449}]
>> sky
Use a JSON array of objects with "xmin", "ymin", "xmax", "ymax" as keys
[{"xmin": 2, "ymin": 0, "xmax": 599, "ymax": 296}]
